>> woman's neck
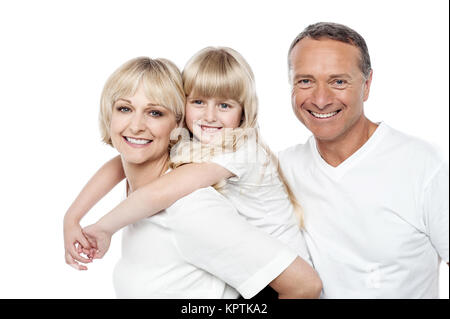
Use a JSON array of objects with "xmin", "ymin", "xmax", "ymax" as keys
[{"xmin": 122, "ymin": 153, "xmax": 170, "ymax": 193}]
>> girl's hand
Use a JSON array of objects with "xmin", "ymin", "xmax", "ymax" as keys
[
  {"xmin": 82, "ymin": 223, "xmax": 112, "ymax": 260},
  {"xmin": 63, "ymin": 220, "xmax": 93, "ymax": 270}
]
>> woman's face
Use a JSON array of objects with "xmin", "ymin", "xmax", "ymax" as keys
[
  {"xmin": 110, "ymin": 83, "xmax": 177, "ymax": 165},
  {"xmin": 185, "ymin": 95, "xmax": 243, "ymax": 144}
]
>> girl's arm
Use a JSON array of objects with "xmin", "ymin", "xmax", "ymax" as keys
[
  {"xmin": 63, "ymin": 155, "xmax": 125, "ymax": 269},
  {"xmin": 92, "ymin": 162, "xmax": 232, "ymax": 244}
]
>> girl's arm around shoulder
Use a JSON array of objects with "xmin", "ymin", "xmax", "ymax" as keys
[
  {"xmin": 94, "ymin": 162, "xmax": 233, "ymax": 235},
  {"xmin": 64, "ymin": 155, "xmax": 124, "ymax": 270}
]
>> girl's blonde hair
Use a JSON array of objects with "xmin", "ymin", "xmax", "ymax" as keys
[
  {"xmin": 171, "ymin": 47, "xmax": 304, "ymax": 227},
  {"xmin": 99, "ymin": 57, "xmax": 185, "ymax": 146}
]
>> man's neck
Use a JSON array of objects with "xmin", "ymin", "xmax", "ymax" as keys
[
  {"xmin": 122, "ymin": 154, "xmax": 170, "ymax": 193},
  {"xmin": 315, "ymin": 117, "xmax": 378, "ymax": 167}
]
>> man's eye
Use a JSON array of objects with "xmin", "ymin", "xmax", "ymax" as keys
[
  {"xmin": 297, "ymin": 79, "xmax": 312, "ymax": 87},
  {"xmin": 332, "ymin": 79, "xmax": 347, "ymax": 86}
]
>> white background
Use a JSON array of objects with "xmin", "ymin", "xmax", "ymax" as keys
[{"xmin": 0, "ymin": 0, "xmax": 448, "ymax": 298}]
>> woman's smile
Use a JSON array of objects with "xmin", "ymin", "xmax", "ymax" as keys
[{"xmin": 123, "ymin": 136, "xmax": 153, "ymax": 147}]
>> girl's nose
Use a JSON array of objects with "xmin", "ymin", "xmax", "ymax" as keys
[{"xmin": 204, "ymin": 104, "xmax": 217, "ymax": 122}]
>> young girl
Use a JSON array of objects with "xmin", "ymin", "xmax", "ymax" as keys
[{"xmin": 64, "ymin": 47, "xmax": 312, "ymax": 271}]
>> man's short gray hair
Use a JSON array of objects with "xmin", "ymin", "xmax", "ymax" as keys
[{"xmin": 288, "ymin": 22, "xmax": 372, "ymax": 79}]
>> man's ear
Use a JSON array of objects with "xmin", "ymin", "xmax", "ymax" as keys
[{"xmin": 363, "ymin": 70, "xmax": 373, "ymax": 102}]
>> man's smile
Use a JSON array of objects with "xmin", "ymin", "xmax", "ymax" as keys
[{"xmin": 308, "ymin": 109, "xmax": 342, "ymax": 119}]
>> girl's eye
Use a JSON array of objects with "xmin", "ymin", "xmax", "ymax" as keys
[
  {"xmin": 193, "ymin": 100, "xmax": 203, "ymax": 105},
  {"xmin": 218, "ymin": 103, "xmax": 230, "ymax": 109},
  {"xmin": 149, "ymin": 110, "xmax": 163, "ymax": 117}
]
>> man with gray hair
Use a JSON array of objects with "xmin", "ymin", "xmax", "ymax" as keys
[{"xmin": 279, "ymin": 22, "xmax": 449, "ymax": 298}]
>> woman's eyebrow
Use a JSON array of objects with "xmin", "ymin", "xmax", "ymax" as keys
[
  {"xmin": 116, "ymin": 98, "xmax": 132, "ymax": 104},
  {"xmin": 116, "ymin": 99, "xmax": 160, "ymax": 107}
]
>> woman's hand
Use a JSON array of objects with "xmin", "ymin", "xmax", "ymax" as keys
[
  {"xmin": 63, "ymin": 219, "xmax": 93, "ymax": 270},
  {"xmin": 82, "ymin": 223, "xmax": 112, "ymax": 260}
]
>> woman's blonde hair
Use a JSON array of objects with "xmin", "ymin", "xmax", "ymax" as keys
[
  {"xmin": 172, "ymin": 47, "xmax": 304, "ymax": 227},
  {"xmin": 99, "ymin": 57, "xmax": 185, "ymax": 146}
]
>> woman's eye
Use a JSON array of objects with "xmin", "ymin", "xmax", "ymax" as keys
[
  {"xmin": 149, "ymin": 110, "xmax": 163, "ymax": 117},
  {"xmin": 117, "ymin": 106, "xmax": 131, "ymax": 112}
]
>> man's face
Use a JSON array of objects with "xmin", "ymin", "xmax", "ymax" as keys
[{"xmin": 289, "ymin": 37, "xmax": 372, "ymax": 143}]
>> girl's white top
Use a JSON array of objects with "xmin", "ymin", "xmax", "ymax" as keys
[{"xmin": 210, "ymin": 137, "xmax": 312, "ymax": 264}]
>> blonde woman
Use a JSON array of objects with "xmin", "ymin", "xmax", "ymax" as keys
[{"xmin": 64, "ymin": 53, "xmax": 322, "ymax": 298}]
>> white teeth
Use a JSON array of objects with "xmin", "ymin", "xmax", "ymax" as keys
[
  {"xmin": 200, "ymin": 126, "xmax": 221, "ymax": 133},
  {"xmin": 310, "ymin": 111, "xmax": 339, "ymax": 118},
  {"xmin": 125, "ymin": 137, "xmax": 151, "ymax": 145}
]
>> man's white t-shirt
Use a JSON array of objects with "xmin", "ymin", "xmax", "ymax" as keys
[
  {"xmin": 113, "ymin": 186, "xmax": 297, "ymax": 299},
  {"xmin": 279, "ymin": 122, "xmax": 449, "ymax": 298},
  {"xmin": 210, "ymin": 137, "xmax": 311, "ymax": 264}
]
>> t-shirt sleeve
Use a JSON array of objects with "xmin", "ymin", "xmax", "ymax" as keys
[
  {"xmin": 423, "ymin": 162, "xmax": 449, "ymax": 263},
  {"xmin": 169, "ymin": 187, "xmax": 298, "ymax": 299},
  {"xmin": 209, "ymin": 140, "xmax": 261, "ymax": 182}
]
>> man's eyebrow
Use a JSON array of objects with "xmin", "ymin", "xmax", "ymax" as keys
[
  {"xmin": 292, "ymin": 74, "xmax": 314, "ymax": 82},
  {"xmin": 329, "ymin": 74, "xmax": 352, "ymax": 79}
]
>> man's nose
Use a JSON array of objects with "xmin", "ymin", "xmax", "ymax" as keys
[{"xmin": 311, "ymin": 83, "xmax": 333, "ymax": 110}]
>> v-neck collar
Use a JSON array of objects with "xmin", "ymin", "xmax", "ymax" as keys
[{"xmin": 309, "ymin": 122, "xmax": 388, "ymax": 181}]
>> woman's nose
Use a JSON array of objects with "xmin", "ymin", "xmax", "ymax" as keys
[
  {"xmin": 311, "ymin": 83, "xmax": 333, "ymax": 110},
  {"xmin": 129, "ymin": 113, "xmax": 146, "ymax": 133}
]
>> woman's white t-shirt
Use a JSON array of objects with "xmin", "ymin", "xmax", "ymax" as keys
[{"xmin": 113, "ymin": 186, "xmax": 297, "ymax": 299}]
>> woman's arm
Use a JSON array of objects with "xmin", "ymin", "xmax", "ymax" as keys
[
  {"xmin": 63, "ymin": 155, "xmax": 125, "ymax": 269},
  {"xmin": 89, "ymin": 162, "xmax": 232, "ymax": 256}
]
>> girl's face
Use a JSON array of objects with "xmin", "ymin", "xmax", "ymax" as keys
[
  {"xmin": 185, "ymin": 95, "xmax": 243, "ymax": 144},
  {"xmin": 110, "ymin": 83, "xmax": 177, "ymax": 165}
]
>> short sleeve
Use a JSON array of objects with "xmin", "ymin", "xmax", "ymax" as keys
[
  {"xmin": 169, "ymin": 187, "xmax": 297, "ymax": 298},
  {"xmin": 423, "ymin": 162, "xmax": 449, "ymax": 262},
  {"xmin": 210, "ymin": 140, "xmax": 262, "ymax": 182}
]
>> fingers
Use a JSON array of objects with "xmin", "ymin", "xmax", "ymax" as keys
[
  {"xmin": 93, "ymin": 248, "xmax": 106, "ymax": 259},
  {"xmin": 70, "ymin": 242, "xmax": 93, "ymax": 264},
  {"xmin": 65, "ymin": 252, "xmax": 88, "ymax": 271},
  {"xmin": 77, "ymin": 234, "xmax": 92, "ymax": 251}
]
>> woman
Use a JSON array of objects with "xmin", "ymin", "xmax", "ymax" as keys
[{"xmin": 65, "ymin": 56, "xmax": 322, "ymax": 298}]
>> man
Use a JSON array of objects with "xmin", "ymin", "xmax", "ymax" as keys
[{"xmin": 279, "ymin": 22, "xmax": 449, "ymax": 298}]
